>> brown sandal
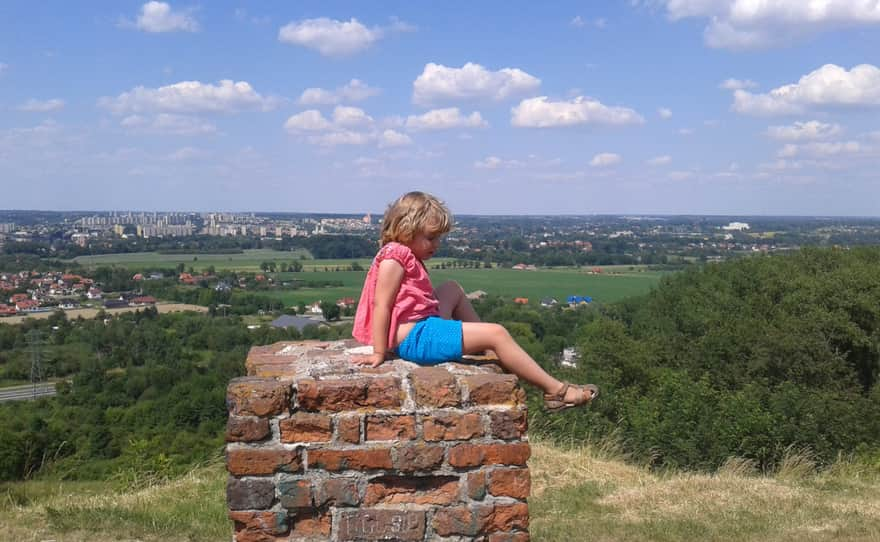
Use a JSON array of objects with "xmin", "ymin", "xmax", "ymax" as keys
[{"xmin": 543, "ymin": 382, "xmax": 599, "ymax": 412}]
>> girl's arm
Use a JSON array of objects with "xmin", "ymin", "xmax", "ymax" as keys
[{"xmin": 363, "ymin": 259, "xmax": 404, "ymax": 367}]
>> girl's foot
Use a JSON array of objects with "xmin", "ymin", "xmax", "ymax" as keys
[{"xmin": 543, "ymin": 382, "xmax": 598, "ymax": 412}]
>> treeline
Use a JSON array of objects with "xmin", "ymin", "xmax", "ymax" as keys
[
  {"xmin": 4, "ymin": 233, "xmax": 376, "ymax": 260},
  {"xmin": 444, "ymin": 240, "xmax": 671, "ymax": 267},
  {"xmin": 519, "ymin": 247, "xmax": 880, "ymax": 470},
  {"xmin": 0, "ymin": 254, "xmax": 77, "ymax": 274},
  {"xmin": 0, "ymin": 309, "xmax": 350, "ymax": 481}
]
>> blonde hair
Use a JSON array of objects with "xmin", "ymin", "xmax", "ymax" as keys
[{"xmin": 380, "ymin": 191, "xmax": 453, "ymax": 246}]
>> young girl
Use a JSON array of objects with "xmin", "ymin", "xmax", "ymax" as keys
[{"xmin": 352, "ymin": 191, "xmax": 597, "ymax": 411}]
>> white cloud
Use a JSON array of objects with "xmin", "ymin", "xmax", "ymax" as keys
[
  {"xmin": 121, "ymin": 113, "xmax": 217, "ymax": 135},
  {"xmin": 474, "ymin": 156, "xmax": 525, "ymax": 169},
  {"xmin": 590, "ymin": 152, "xmax": 621, "ymax": 167},
  {"xmin": 307, "ymin": 130, "xmax": 373, "ymax": 146},
  {"xmin": 332, "ymin": 106, "xmax": 374, "ymax": 127},
  {"xmin": 412, "ymin": 62, "xmax": 541, "ymax": 106},
  {"xmin": 777, "ymin": 143, "xmax": 799, "ymax": 158},
  {"xmin": 766, "ymin": 120, "xmax": 841, "ymax": 141},
  {"xmin": 133, "ymin": 2, "xmax": 199, "ymax": 33},
  {"xmin": 668, "ymin": 170, "xmax": 695, "ymax": 181},
  {"xmin": 284, "ymin": 110, "xmax": 333, "ymax": 132},
  {"xmin": 648, "ymin": 155, "xmax": 672, "ymax": 166},
  {"xmin": 100, "ymin": 80, "xmax": 277, "ymax": 114},
  {"xmin": 167, "ymin": 146, "xmax": 208, "ymax": 161},
  {"xmin": 660, "ymin": 0, "xmax": 880, "ymax": 50},
  {"xmin": 377, "ymin": 129, "xmax": 412, "ymax": 148},
  {"xmin": 17, "ymin": 98, "xmax": 65, "ymax": 112},
  {"xmin": 778, "ymin": 140, "xmax": 863, "ymax": 158},
  {"xmin": 571, "ymin": 16, "xmax": 607, "ymax": 28},
  {"xmin": 284, "ymin": 107, "xmax": 400, "ymax": 148},
  {"xmin": 658, "ymin": 107, "xmax": 672, "ymax": 119},
  {"xmin": 732, "ymin": 64, "xmax": 880, "ymax": 116},
  {"xmin": 511, "ymin": 96, "xmax": 643, "ymax": 128},
  {"xmin": 297, "ymin": 79, "xmax": 380, "ymax": 105},
  {"xmin": 278, "ymin": 17, "xmax": 381, "ymax": 57},
  {"xmin": 719, "ymin": 78, "xmax": 758, "ymax": 90},
  {"xmin": 678, "ymin": 128, "xmax": 694, "ymax": 136},
  {"xmin": 405, "ymin": 108, "xmax": 487, "ymax": 131}
]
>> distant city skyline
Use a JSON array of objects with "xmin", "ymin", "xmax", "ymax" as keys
[{"xmin": 1, "ymin": 1, "xmax": 879, "ymax": 216}]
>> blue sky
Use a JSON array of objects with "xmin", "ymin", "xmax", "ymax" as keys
[{"xmin": 1, "ymin": 1, "xmax": 879, "ymax": 215}]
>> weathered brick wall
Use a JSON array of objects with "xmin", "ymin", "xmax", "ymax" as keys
[{"xmin": 226, "ymin": 340, "xmax": 530, "ymax": 541}]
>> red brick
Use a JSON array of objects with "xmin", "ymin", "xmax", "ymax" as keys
[
  {"xmin": 227, "ymin": 377, "xmax": 290, "ymax": 416},
  {"xmin": 226, "ymin": 416, "xmax": 271, "ymax": 442},
  {"xmin": 488, "ymin": 468, "xmax": 531, "ymax": 499},
  {"xmin": 291, "ymin": 510, "xmax": 331, "ymax": 538},
  {"xmin": 278, "ymin": 478, "xmax": 312, "ymax": 509},
  {"xmin": 338, "ymin": 509, "xmax": 425, "ymax": 541},
  {"xmin": 435, "ymin": 504, "xmax": 529, "ymax": 537},
  {"xmin": 227, "ymin": 448, "xmax": 301, "ymax": 476},
  {"xmin": 481, "ymin": 503, "xmax": 529, "ymax": 533},
  {"xmin": 490, "ymin": 409, "xmax": 528, "ymax": 440},
  {"xmin": 394, "ymin": 444, "xmax": 445, "ymax": 472},
  {"xmin": 229, "ymin": 510, "xmax": 288, "ymax": 540},
  {"xmin": 447, "ymin": 443, "xmax": 531, "ymax": 468},
  {"xmin": 467, "ymin": 470, "xmax": 487, "ymax": 500},
  {"xmin": 227, "ymin": 476, "xmax": 275, "ymax": 510},
  {"xmin": 423, "ymin": 412, "xmax": 484, "ymax": 441},
  {"xmin": 409, "ymin": 367, "xmax": 461, "ymax": 407},
  {"xmin": 296, "ymin": 377, "xmax": 402, "ymax": 411},
  {"xmin": 432, "ymin": 506, "xmax": 478, "ymax": 537},
  {"xmin": 279, "ymin": 412, "xmax": 332, "ymax": 443},
  {"xmin": 336, "ymin": 414, "xmax": 361, "ymax": 443},
  {"xmin": 488, "ymin": 532, "xmax": 530, "ymax": 542},
  {"xmin": 308, "ymin": 447, "xmax": 392, "ymax": 471},
  {"xmin": 363, "ymin": 475, "xmax": 460, "ymax": 505},
  {"xmin": 316, "ymin": 477, "xmax": 361, "ymax": 507},
  {"xmin": 365, "ymin": 415, "xmax": 416, "ymax": 441},
  {"xmin": 463, "ymin": 374, "xmax": 525, "ymax": 406}
]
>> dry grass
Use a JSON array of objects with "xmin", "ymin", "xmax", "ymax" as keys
[
  {"xmin": 0, "ymin": 461, "xmax": 228, "ymax": 542},
  {"xmin": 528, "ymin": 438, "xmax": 880, "ymax": 542},
  {"xmin": 1, "ymin": 441, "xmax": 878, "ymax": 541}
]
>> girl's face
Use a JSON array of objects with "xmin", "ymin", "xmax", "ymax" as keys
[{"xmin": 407, "ymin": 229, "xmax": 443, "ymax": 260}]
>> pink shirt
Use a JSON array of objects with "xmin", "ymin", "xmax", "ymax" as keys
[{"xmin": 353, "ymin": 242, "xmax": 440, "ymax": 348}]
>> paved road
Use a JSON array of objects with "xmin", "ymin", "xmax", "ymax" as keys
[{"xmin": 0, "ymin": 382, "xmax": 57, "ymax": 402}]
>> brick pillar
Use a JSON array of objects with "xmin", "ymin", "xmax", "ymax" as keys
[{"xmin": 226, "ymin": 340, "xmax": 530, "ymax": 542}]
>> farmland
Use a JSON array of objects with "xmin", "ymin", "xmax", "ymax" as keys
[
  {"xmin": 68, "ymin": 250, "xmax": 667, "ymax": 307},
  {"xmin": 69, "ymin": 249, "xmax": 314, "ymax": 272},
  {"xmin": 258, "ymin": 266, "xmax": 664, "ymax": 307}
]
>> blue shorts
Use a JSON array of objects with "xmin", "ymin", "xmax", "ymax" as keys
[{"xmin": 396, "ymin": 316, "xmax": 463, "ymax": 365}]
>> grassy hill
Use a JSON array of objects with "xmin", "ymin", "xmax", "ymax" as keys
[{"xmin": 2, "ymin": 439, "xmax": 877, "ymax": 542}]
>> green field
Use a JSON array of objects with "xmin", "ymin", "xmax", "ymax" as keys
[
  {"xmin": 262, "ymin": 267, "xmax": 665, "ymax": 307},
  {"xmin": 68, "ymin": 250, "xmax": 667, "ymax": 306},
  {"xmin": 69, "ymin": 249, "xmax": 313, "ymax": 272}
]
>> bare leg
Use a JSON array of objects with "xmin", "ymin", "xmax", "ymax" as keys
[
  {"xmin": 461, "ymin": 321, "xmax": 587, "ymax": 403},
  {"xmin": 435, "ymin": 281, "xmax": 497, "ymax": 358},
  {"xmin": 434, "ymin": 281, "xmax": 480, "ymax": 322}
]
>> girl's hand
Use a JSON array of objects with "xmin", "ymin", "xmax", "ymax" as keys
[{"xmin": 352, "ymin": 352, "xmax": 387, "ymax": 368}]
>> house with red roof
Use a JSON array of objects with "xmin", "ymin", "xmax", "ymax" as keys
[{"xmin": 15, "ymin": 299, "xmax": 40, "ymax": 311}]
